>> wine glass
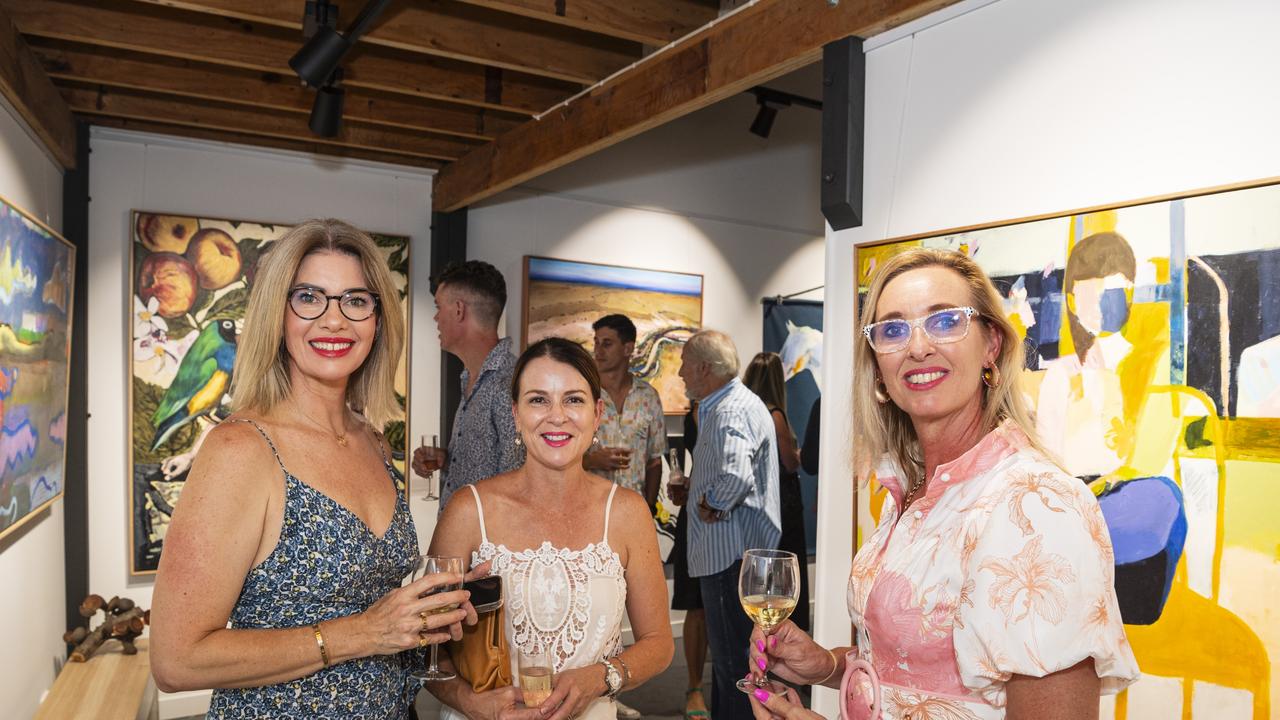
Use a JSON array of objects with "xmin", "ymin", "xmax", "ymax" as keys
[
  {"xmin": 518, "ymin": 644, "xmax": 554, "ymax": 707},
  {"xmin": 408, "ymin": 554, "xmax": 464, "ymax": 682},
  {"xmin": 418, "ymin": 434, "xmax": 440, "ymax": 500},
  {"xmin": 735, "ymin": 548, "xmax": 800, "ymax": 693}
]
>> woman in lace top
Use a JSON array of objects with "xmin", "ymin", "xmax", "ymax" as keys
[
  {"xmin": 748, "ymin": 249, "xmax": 1138, "ymax": 720},
  {"xmin": 150, "ymin": 220, "xmax": 476, "ymax": 718},
  {"xmin": 428, "ymin": 337, "xmax": 674, "ymax": 720}
]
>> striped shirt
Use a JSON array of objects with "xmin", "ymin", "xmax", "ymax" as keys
[
  {"xmin": 439, "ymin": 337, "xmax": 524, "ymax": 511},
  {"xmin": 687, "ymin": 377, "xmax": 781, "ymax": 577}
]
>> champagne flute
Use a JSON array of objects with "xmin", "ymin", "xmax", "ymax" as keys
[
  {"xmin": 418, "ymin": 434, "xmax": 439, "ymax": 500},
  {"xmin": 408, "ymin": 554, "xmax": 464, "ymax": 682},
  {"xmin": 518, "ymin": 645, "xmax": 554, "ymax": 707},
  {"xmin": 735, "ymin": 548, "xmax": 800, "ymax": 693}
]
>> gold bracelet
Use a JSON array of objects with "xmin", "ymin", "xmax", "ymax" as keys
[
  {"xmin": 312, "ymin": 623, "xmax": 330, "ymax": 668},
  {"xmin": 814, "ymin": 647, "xmax": 840, "ymax": 686}
]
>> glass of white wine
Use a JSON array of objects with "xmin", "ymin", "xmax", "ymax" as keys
[
  {"xmin": 408, "ymin": 554, "xmax": 464, "ymax": 683},
  {"xmin": 518, "ymin": 645, "xmax": 554, "ymax": 707},
  {"xmin": 735, "ymin": 548, "xmax": 800, "ymax": 693}
]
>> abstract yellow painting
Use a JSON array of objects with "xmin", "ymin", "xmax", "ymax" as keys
[{"xmin": 856, "ymin": 180, "xmax": 1280, "ymax": 719}]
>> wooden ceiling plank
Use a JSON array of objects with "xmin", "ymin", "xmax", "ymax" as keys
[
  {"xmin": 433, "ymin": 0, "xmax": 960, "ymax": 211},
  {"xmin": 453, "ymin": 0, "xmax": 720, "ymax": 46},
  {"xmin": 3, "ymin": 0, "xmax": 575, "ymax": 115},
  {"xmin": 33, "ymin": 41, "xmax": 520, "ymax": 141},
  {"xmin": 0, "ymin": 7, "xmax": 75, "ymax": 167},
  {"xmin": 60, "ymin": 84, "xmax": 468, "ymax": 161},
  {"xmin": 86, "ymin": 115, "xmax": 442, "ymax": 169},
  {"xmin": 130, "ymin": 0, "xmax": 640, "ymax": 85}
]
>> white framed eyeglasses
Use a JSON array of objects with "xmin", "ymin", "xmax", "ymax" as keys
[{"xmin": 862, "ymin": 306, "xmax": 978, "ymax": 353}]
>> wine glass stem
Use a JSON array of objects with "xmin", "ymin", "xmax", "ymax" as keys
[
  {"xmin": 428, "ymin": 643, "xmax": 440, "ymax": 673},
  {"xmin": 755, "ymin": 624, "xmax": 768, "ymax": 687}
]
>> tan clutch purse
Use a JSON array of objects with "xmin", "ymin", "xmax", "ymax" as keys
[{"xmin": 447, "ymin": 602, "xmax": 511, "ymax": 693}]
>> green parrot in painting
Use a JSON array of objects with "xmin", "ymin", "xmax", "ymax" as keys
[{"xmin": 150, "ymin": 318, "xmax": 238, "ymax": 451}]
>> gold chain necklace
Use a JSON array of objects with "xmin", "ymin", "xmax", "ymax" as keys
[
  {"xmin": 296, "ymin": 403, "xmax": 350, "ymax": 447},
  {"xmin": 902, "ymin": 475, "xmax": 927, "ymax": 507}
]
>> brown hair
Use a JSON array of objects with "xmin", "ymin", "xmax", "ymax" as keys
[
  {"xmin": 853, "ymin": 247, "xmax": 1054, "ymax": 483},
  {"xmin": 1064, "ymin": 231, "xmax": 1136, "ymax": 362},
  {"xmin": 232, "ymin": 219, "xmax": 404, "ymax": 426},
  {"xmin": 511, "ymin": 337, "xmax": 602, "ymax": 403},
  {"xmin": 743, "ymin": 352, "xmax": 787, "ymax": 414}
]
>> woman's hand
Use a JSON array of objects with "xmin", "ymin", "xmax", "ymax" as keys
[
  {"xmin": 748, "ymin": 621, "xmax": 835, "ymax": 686},
  {"xmin": 464, "ymin": 685, "xmax": 545, "ymax": 720},
  {"xmin": 749, "ymin": 684, "xmax": 823, "ymax": 720},
  {"xmin": 358, "ymin": 570, "xmax": 470, "ymax": 655},
  {"xmin": 538, "ymin": 663, "xmax": 608, "ymax": 720}
]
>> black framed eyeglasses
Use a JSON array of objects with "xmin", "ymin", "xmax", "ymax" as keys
[
  {"xmin": 288, "ymin": 287, "xmax": 380, "ymax": 322},
  {"xmin": 862, "ymin": 306, "xmax": 978, "ymax": 353}
]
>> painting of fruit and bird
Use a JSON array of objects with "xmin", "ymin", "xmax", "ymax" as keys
[{"xmin": 128, "ymin": 212, "xmax": 409, "ymax": 575}]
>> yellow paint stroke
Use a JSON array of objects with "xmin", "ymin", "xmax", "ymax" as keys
[{"xmin": 856, "ymin": 240, "xmax": 921, "ymax": 289}]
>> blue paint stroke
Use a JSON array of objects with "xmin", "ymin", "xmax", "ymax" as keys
[
  {"xmin": 1, "ymin": 419, "xmax": 38, "ymax": 472},
  {"xmin": 1169, "ymin": 200, "xmax": 1187, "ymax": 385},
  {"xmin": 1098, "ymin": 476, "xmax": 1187, "ymax": 625},
  {"xmin": 0, "ymin": 366, "xmax": 17, "ymax": 400},
  {"xmin": 1100, "ymin": 288, "xmax": 1130, "ymax": 333},
  {"xmin": 528, "ymin": 257, "xmax": 702, "ymax": 296}
]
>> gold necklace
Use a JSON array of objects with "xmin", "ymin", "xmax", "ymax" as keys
[
  {"xmin": 296, "ymin": 404, "xmax": 350, "ymax": 447},
  {"xmin": 903, "ymin": 475, "xmax": 926, "ymax": 507}
]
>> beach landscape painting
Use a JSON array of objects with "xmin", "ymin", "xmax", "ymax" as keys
[
  {"xmin": 523, "ymin": 256, "xmax": 703, "ymax": 414},
  {"xmin": 0, "ymin": 195, "xmax": 74, "ymax": 544}
]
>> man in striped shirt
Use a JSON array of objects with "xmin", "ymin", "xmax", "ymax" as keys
[{"xmin": 677, "ymin": 329, "xmax": 781, "ymax": 719}]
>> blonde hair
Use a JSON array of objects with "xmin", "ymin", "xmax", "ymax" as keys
[
  {"xmin": 232, "ymin": 219, "xmax": 405, "ymax": 426},
  {"xmin": 853, "ymin": 247, "xmax": 1050, "ymax": 483},
  {"xmin": 743, "ymin": 352, "xmax": 787, "ymax": 413},
  {"xmin": 684, "ymin": 329, "xmax": 740, "ymax": 380}
]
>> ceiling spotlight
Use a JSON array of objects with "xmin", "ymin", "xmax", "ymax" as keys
[
  {"xmin": 309, "ymin": 70, "xmax": 346, "ymax": 137},
  {"xmin": 290, "ymin": 0, "xmax": 394, "ymax": 88},
  {"xmin": 745, "ymin": 86, "xmax": 822, "ymax": 139}
]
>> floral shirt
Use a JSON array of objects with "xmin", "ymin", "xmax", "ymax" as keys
[
  {"xmin": 844, "ymin": 420, "xmax": 1139, "ymax": 719},
  {"xmin": 439, "ymin": 338, "xmax": 524, "ymax": 511},
  {"xmin": 597, "ymin": 377, "xmax": 665, "ymax": 496}
]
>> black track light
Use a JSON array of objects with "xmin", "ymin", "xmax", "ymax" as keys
[
  {"xmin": 745, "ymin": 86, "xmax": 822, "ymax": 139},
  {"xmin": 309, "ymin": 80, "xmax": 346, "ymax": 137},
  {"xmin": 750, "ymin": 102, "xmax": 779, "ymax": 138},
  {"xmin": 289, "ymin": 0, "xmax": 395, "ymax": 88}
]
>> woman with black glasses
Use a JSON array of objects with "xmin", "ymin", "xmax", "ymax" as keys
[{"xmin": 150, "ymin": 219, "xmax": 478, "ymax": 718}]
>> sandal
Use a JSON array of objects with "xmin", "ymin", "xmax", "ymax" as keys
[{"xmin": 684, "ymin": 688, "xmax": 710, "ymax": 719}]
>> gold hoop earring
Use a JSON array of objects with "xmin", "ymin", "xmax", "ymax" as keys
[
  {"xmin": 874, "ymin": 377, "xmax": 891, "ymax": 405},
  {"xmin": 982, "ymin": 364, "xmax": 1001, "ymax": 389}
]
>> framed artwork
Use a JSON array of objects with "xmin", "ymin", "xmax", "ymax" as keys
[
  {"xmin": 129, "ymin": 212, "xmax": 409, "ymax": 576},
  {"xmin": 522, "ymin": 256, "xmax": 703, "ymax": 415},
  {"xmin": 0, "ymin": 195, "xmax": 75, "ymax": 544},
  {"xmin": 855, "ymin": 178, "xmax": 1280, "ymax": 718}
]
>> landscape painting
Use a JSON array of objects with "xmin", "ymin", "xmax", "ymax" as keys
[
  {"xmin": 129, "ymin": 212, "xmax": 409, "ymax": 575},
  {"xmin": 523, "ymin": 256, "xmax": 702, "ymax": 414},
  {"xmin": 0, "ymin": 195, "xmax": 74, "ymax": 543},
  {"xmin": 855, "ymin": 180, "xmax": 1280, "ymax": 719}
]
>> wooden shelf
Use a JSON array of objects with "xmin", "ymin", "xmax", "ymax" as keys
[{"xmin": 36, "ymin": 638, "xmax": 158, "ymax": 720}]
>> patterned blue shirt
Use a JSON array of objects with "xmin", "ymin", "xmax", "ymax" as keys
[
  {"xmin": 687, "ymin": 377, "xmax": 781, "ymax": 577},
  {"xmin": 439, "ymin": 337, "xmax": 524, "ymax": 510}
]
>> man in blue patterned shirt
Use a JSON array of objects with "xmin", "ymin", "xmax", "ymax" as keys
[
  {"xmin": 411, "ymin": 261, "xmax": 523, "ymax": 511},
  {"xmin": 676, "ymin": 329, "xmax": 780, "ymax": 720}
]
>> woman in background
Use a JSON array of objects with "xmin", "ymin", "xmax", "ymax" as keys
[
  {"xmin": 743, "ymin": 352, "xmax": 810, "ymax": 634},
  {"xmin": 151, "ymin": 219, "xmax": 474, "ymax": 718}
]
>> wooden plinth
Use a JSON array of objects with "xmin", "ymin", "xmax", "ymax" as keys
[{"xmin": 36, "ymin": 637, "xmax": 158, "ymax": 720}]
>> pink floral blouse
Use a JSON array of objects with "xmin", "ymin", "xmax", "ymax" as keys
[{"xmin": 843, "ymin": 420, "xmax": 1140, "ymax": 719}]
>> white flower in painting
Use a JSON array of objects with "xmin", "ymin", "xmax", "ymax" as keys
[
  {"xmin": 134, "ymin": 330, "xmax": 178, "ymax": 373},
  {"xmin": 134, "ymin": 296, "xmax": 167, "ymax": 339}
]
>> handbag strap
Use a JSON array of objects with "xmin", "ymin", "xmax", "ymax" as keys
[{"xmin": 466, "ymin": 484, "xmax": 490, "ymax": 545}]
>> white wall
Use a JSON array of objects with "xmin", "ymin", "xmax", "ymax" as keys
[
  {"xmin": 814, "ymin": 0, "xmax": 1280, "ymax": 715},
  {"xmin": 85, "ymin": 128, "xmax": 437, "ymax": 717},
  {"xmin": 0, "ymin": 97, "xmax": 66, "ymax": 719}
]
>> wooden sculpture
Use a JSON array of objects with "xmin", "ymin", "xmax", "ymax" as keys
[{"xmin": 62, "ymin": 594, "xmax": 150, "ymax": 661}]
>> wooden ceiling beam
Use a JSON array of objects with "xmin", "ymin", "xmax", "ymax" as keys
[
  {"xmin": 451, "ymin": 0, "xmax": 720, "ymax": 46},
  {"xmin": 60, "ymin": 84, "xmax": 471, "ymax": 161},
  {"xmin": 87, "ymin": 115, "xmax": 442, "ymax": 169},
  {"xmin": 32, "ymin": 41, "xmax": 521, "ymax": 141},
  {"xmin": 0, "ymin": 6, "xmax": 75, "ymax": 167},
  {"xmin": 433, "ymin": 0, "xmax": 960, "ymax": 212},
  {"xmin": 130, "ymin": 0, "xmax": 640, "ymax": 85},
  {"xmin": 3, "ymin": 0, "xmax": 575, "ymax": 116}
]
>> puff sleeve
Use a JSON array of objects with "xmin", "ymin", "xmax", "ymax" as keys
[{"xmin": 952, "ymin": 466, "xmax": 1140, "ymax": 708}]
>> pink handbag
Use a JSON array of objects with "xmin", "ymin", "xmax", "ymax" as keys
[{"xmin": 839, "ymin": 651, "xmax": 882, "ymax": 720}]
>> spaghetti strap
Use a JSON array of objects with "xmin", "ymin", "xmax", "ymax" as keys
[
  {"xmin": 602, "ymin": 484, "xmax": 618, "ymax": 543},
  {"xmin": 466, "ymin": 484, "xmax": 490, "ymax": 545},
  {"xmin": 226, "ymin": 418, "xmax": 288, "ymax": 475}
]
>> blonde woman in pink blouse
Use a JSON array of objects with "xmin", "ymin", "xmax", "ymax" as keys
[{"xmin": 749, "ymin": 248, "xmax": 1139, "ymax": 720}]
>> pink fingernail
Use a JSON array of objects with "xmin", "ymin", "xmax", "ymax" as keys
[
  {"xmin": 753, "ymin": 688, "xmax": 771, "ymax": 702},
  {"xmin": 769, "ymin": 635, "xmax": 777, "ymax": 649},
  {"xmin": 757, "ymin": 657, "xmax": 767, "ymax": 671},
  {"xmin": 755, "ymin": 640, "xmax": 764, "ymax": 652}
]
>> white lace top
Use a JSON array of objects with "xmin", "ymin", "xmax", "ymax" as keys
[{"xmin": 441, "ymin": 483, "xmax": 627, "ymax": 720}]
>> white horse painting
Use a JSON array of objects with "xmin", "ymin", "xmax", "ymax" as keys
[{"xmin": 779, "ymin": 320, "xmax": 823, "ymax": 392}]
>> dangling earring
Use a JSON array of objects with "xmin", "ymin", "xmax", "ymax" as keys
[
  {"xmin": 592, "ymin": 436, "xmax": 601, "ymax": 446},
  {"xmin": 982, "ymin": 364, "xmax": 1001, "ymax": 389},
  {"xmin": 874, "ymin": 376, "xmax": 890, "ymax": 405},
  {"xmin": 515, "ymin": 434, "xmax": 523, "ymax": 447}
]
